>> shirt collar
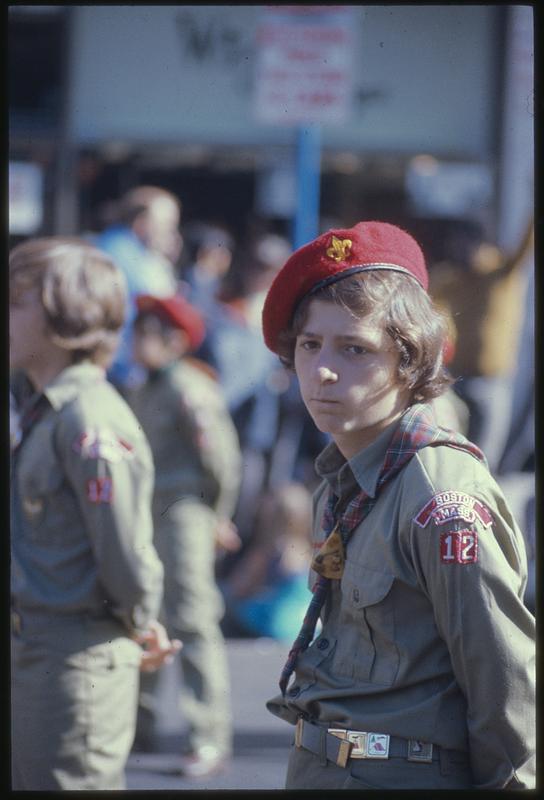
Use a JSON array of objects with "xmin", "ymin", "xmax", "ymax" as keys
[
  {"xmin": 43, "ymin": 362, "xmax": 106, "ymax": 411},
  {"xmin": 315, "ymin": 417, "xmax": 401, "ymax": 501}
]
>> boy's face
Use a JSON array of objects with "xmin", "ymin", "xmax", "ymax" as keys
[
  {"xmin": 133, "ymin": 315, "xmax": 183, "ymax": 370},
  {"xmin": 294, "ymin": 298, "xmax": 410, "ymax": 459},
  {"xmin": 143, "ymin": 198, "xmax": 181, "ymax": 260},
  {"xmin": 9, "ymin": 286, "xmax": 52, "ymax": 375}
]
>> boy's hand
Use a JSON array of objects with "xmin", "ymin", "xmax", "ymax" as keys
[
  {"xmin": 215, "ymin": 518, "xmax": 242, "ymax": 552},
  {"xmin": 135, "ymin": 619, "xmax": 182, "ymax": 672}
]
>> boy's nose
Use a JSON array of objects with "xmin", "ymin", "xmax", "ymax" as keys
[{"xmin": 317, "ymin": 366, "xmax": 338, "ymax": 383}]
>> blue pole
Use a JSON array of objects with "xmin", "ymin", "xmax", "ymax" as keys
[{"xmin": 293, "ymin": 125, "xmax": 321, "ymax": 249}]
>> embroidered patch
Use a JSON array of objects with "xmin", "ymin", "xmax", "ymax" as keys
[
  {"xmin": 73, "ymin": 429, "xmax": 134, "ymax": 463},
  {"xmin": 414, "ymin": 491, "xmax": 492, "ymax": 529},
  {"xmin": 367, "ymin": 733, "xmax": 390, "ymax": 757},
  {"xmin": 86, "ymin": 477, "xmax": 113, "ymax": 504},
  {"xmin": 326, "ymin": 235, "xmax": 352, "ymax": 262},
  {"xmin": 440, "ymin": 529, "xmax": 478, "ymax": 564},
  {"xmin": 407, "ymin": 740, "xmax": 433, "ymax": 763}
]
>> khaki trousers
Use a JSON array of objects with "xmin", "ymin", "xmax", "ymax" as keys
[
  {"xmin": 11, "ymin": 614, "xmax": 141, "ymax": 790},
  {"xmin": 139, "ymin": 497, "xmax": 232, "ymax": 754}
]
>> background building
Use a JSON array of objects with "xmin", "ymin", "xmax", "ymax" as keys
[{"xmin": 9, "ymin": 4, "xmax": 534, "ymax": 259}]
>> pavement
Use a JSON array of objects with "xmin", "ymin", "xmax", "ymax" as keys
[{"xmin": 125, "ymin": 637, "xmax": 293, "ymax": 790}]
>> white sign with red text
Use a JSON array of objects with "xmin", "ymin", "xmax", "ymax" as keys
[{"xmin": 253, "ymin": 5, "xmax": 355, "ymax": 126}]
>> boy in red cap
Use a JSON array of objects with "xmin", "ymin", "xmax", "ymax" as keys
[
  {"xmin": 262, "ymin": 222, "xmax": 535, "ymax": 790},
  {"xmin": 126, "ymin": 293, "xmax": 242, "ymax": 778}
]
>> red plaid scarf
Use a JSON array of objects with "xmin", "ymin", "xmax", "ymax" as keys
[{"xmin": 279, "ymin": 402, "xmax": 486, "ymax": 695}]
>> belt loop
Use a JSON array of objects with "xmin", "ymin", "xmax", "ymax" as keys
[
  {"xmin": 318, "ymin": 726, "xmax": 328, "ymax": 766},
  {"xmin": 295, "ymin": 717, "xmax": 303, "ymax": 748},
  {"xmin": 336, "ymin": 739, "xmax": 352, "ymax": 768}
]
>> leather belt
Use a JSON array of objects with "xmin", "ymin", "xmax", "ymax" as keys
[
  {"xmin": 295, "ymin": 718, "xmax": 438, "ymax": 768},
  {"xmin": 10, "ymin": 608, "xmax": 113, "ymax": 635}
]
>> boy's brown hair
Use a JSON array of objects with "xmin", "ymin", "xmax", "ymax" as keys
[
  {"xmin": 277, "ymin": 270, "xmax": 454, "ymax": 404},
  {"xmin": 9, "ymin": 236, "xmax": 127, "ymax": 367}
]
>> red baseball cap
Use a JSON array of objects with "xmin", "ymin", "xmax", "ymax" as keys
[
  {"xmin": 135, "ymin": 294, "xmax": 206, "ymax": 351},
  {"xmin": 261, "ymin": 221, "xmax": 428, "ymax": 354}
]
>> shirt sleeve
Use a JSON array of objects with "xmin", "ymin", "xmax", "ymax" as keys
[
  {"xmin": 178, "ymin": 376, "xmax": 242, "ymax": 520},
  {"xmin": 408, "ymin": 485, "xmax": 536, "ymax": 789},
  {"xmin": 57, "ymin": 413, "xmax": 163, "ymax": 634}
]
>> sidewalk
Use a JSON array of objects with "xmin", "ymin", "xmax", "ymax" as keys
[{"xmin": 125, "ymin": 637, "xmax": 293, "ymax": 790}]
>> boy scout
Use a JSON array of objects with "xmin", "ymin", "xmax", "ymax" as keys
[
  {"xmin": 127, "ymin": 293, "xmax": 242, "ymax": 778},
  {"xmin": 9, "ymin": 237, "xmax": 181, "ymax": 791},
  {"xmin": 261, "ymin": 221, "xmax": 535, "ymax": 790}
]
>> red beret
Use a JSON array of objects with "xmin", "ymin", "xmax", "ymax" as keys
[
  {"xmin": 135, "ymin": 294, "xmax": 206, "ymax": 351},
  {"xmin": 262, "ymin": 221, "xmax": 428, "ymax": 354}
]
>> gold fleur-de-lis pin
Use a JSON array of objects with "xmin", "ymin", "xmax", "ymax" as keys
[{"xmin": 326, "ymin": 236, "xmax": 352, "ymax": 262}]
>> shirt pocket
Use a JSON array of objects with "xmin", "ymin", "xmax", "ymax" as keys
[
  {"xmin": 17, "ymin": 465, "xmax": 65, "ymax": 538},
  {"xmin": 294, "ymin": 634, "xmax": 338, "ymax": 692},
  {"xmin": 333, "ymin": 561, "xmax": 399, "ymax": 686}
]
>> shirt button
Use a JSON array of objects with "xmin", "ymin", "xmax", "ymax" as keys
[
  {"xmin": 317, "ymin": 638, "xmax": 329, "ymax": 650},
  {"xmin": 288, "ymin": 686, "xmax": 300, "ymax": 697},
  {"xmin": 352, "ymin": 588, "xmax": 360, "ymax": 602}
]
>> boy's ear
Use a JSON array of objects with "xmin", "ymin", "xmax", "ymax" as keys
[{"xmin": 131, "ymin": 212, "xmax": 149, "ymax": 243}]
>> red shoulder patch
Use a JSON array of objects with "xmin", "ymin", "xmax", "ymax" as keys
[
  {"xmin": 73, "ymin": 428, "xmax": 134, "ymax": 463},
  {"xmin": 440, "ymin": 529, "xmax": 478, "ymax": 564},
  {"xmin": 414, "ymin": 491, "xmax": 492, "ymax": 529},
  {"xmin": 86, "ymin": 477, "xmax": 113, "ymax": 504}
]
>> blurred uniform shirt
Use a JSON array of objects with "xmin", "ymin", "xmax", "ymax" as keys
[
  {"xmin": 429, "ymin": 256, "xmax": 527, "ymax": 379},
  {"xmin": 126, "ymin": 358, "xmax": 241, "ymax": 520},
  {"xmin": 11, "ymin": 361, "xmax": 163, "ymax": 633}
]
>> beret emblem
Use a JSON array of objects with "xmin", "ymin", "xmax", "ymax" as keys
[
  {"xmin": 326, "ymin": 236, "xmax": 352, "ymax": 262},
  {"xmin": 262, "ymin": 221, "xmax": 428, "ymax": 355}
]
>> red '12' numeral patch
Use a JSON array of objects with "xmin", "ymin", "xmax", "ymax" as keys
[
  {"xmin": 440, "ymin": 530, "xmax": 478, "ymax": 564},
  {"xmin": 87, "ymin": 477, "xmax": 113, "ymax": 504}
]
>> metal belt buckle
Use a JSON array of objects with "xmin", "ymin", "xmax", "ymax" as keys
[{"xmin": 348, "ymin": 730, "xmax": 390, "ymax": 759}]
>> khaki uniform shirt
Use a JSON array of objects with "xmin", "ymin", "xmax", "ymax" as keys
[
  {"xmin": 126, "ymin": 359, "xmax": 241, "ymax": 519},
  {"xmin": 267, "ymin": 421, "xmax": 535, "ymax": 789},
  {"xmin": 11, "ymin": 362, "xmax": 163, "ymax": 634}
]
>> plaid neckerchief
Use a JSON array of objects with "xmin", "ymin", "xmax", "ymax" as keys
[{"xmin": 278, "ymin": 402, "xmax": 486, "ymax": 696}]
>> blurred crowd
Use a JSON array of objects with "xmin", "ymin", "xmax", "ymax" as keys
[{"xmin": 10, "ymin": 184, "xmax": 535, "ymax": 775}]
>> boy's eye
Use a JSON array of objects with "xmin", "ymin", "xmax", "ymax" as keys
[
  {"xmin": 345, "ymin": 344, "xmax": 367, "ymax": 354},
  {"xmin": 297, "ymin": 338, "xmax": 319, "ymax": 351}
]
